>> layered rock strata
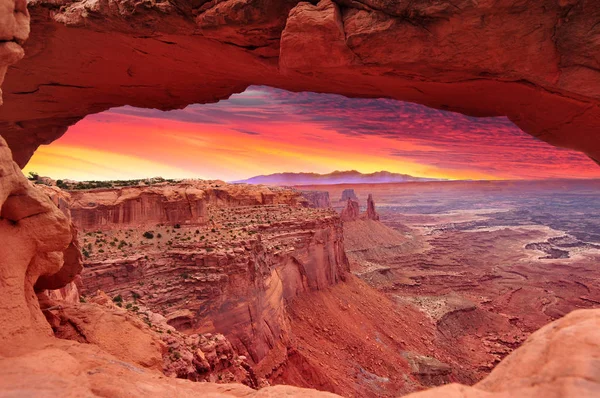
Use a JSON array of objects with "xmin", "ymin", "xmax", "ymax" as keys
[
  {"xmin": 300, "ymin": 190, "xmax": 332, "ymax": 208},
  {"xmin": 340, "ymin": 199, "xmax": 360, "ymax": 222},
  {"xmin": 340, "ymin": 189, "xmax": 358, "ymax": 202},
  {"xmin": 365, "ymin": 193, "xmax": 379, "ymax": 221},
  {"xmin": 68, "ymin": 185, "xmax": 349, "ymax": 371},
  {"xmin": 57, "ymin": 181, "xmax": 308, "ymax": 230}
]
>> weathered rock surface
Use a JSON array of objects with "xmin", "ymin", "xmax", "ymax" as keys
[
  {"xmin": 365, "ymin": 193, "xmax": 379, "ymax": 221},
  {"xmin": 340, "ymin": 199, "xmax": 360, "ymax": 221},
  {"xmin": 340, "ymin": 189, "xmax": 358, "ymax": 202},
  {"xmin": 62, "ymin": 181, "xmax": 306, "ymax": 230},
  {"xmin": 404, "ymin": 309, "xmax": 600, "ymax": 398},
  {"xmin": 2, "ymin": 0, "xmax": 600, "ymax": 165},
  {"xmin": 0, "ymin": 136, "xmax": 81, "ymax": 351},
  {"xmin": 61, "ymin": 184, "xmax": 349, "ymax": 376},
  {"xmin": 300, "ymin": 190, "xmax": 332, "ymax": 208}
]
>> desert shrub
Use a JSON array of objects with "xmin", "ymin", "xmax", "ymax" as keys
[
  {"xmin": 112, "ymin": 295, "xmax": 123, "ymax": 303},
  {"xmin": 143, "ymin": 231, "xmax": 154, "ymax": 239}
]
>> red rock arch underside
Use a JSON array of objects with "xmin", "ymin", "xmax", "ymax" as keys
[
  {"xmin": 1, "ymin": 0, "xmax": 600, "ymax": 397},
  {"xmin": 1, "ymin": 0, "xmax": 600, "ymax": 168}
]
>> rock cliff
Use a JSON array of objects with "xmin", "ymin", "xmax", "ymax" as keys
[
  {"xmin": 300, "ymin": 190, "xmax": 332, "ymax": 208},
  {"xmin": 58, "ymin": 184, "xmax": 349, "ymax": 375},
  {"xmin": 0, "ymin": 135, "xmax": 81, "ymax": 351},
  {"xmin": 340, "ymin": 189, "xmax": 358, "ymax": 202},
  {"xmin": 60, "ymin": 182, "xmax": 308, "ymax": 230},
  {"xmin": 340, "ymin": 199, "xmax": 360, "ymax": 222},
  {"xmin": 1, "ymin": 0, "xmax": 600, "ymax": 165},
  {"xmin": 365, "ymin": 193, "xmax": 379, "ymax": 221}
]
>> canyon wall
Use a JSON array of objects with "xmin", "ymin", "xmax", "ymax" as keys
[
  {"xmin": 59, "ymin": 182, "xmax": 308, "ymax": 230},
  {"xmin": 1, "ymin": 0, "xmax": 600, "ymax": 165},
  {"xmin": 68, "ymin": 184, "xmax": 348, "ymax": 371},
  {"xmin": 300, "ymin": 190, "xmax": 332, "ymax": 208}
]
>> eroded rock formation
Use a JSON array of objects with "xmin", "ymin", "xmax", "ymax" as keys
[
  {"xmin": 1, "ymin": 0, "xmax": 600, "ymax": 165},
  {"xmin": 340, "ymin": 199, "xmax": 360, "ymax": 221},
  {"xmin": 300, "ymin": 190, "xmax": 332, "ymax": 208},
  {"xmin": 0, "ymin": 136, "xmax": 81, "ymax": 351},
  {"xmin": 365, "ymin": 193, "xmax": 379, "ymax": 221},
  {"xmin": 59, "ymin": 181, "xmax": 306, "ymax": 230},
  {"xmin": 54, "ymin": 184, "xmax": 349, "ymax": 377},
  {"xmin": 340, "ymin": 189, "xmax": 358, "ymax": 202}
]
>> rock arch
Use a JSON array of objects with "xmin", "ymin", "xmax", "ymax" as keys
[{"xmin": 0, "ymin": 0, "xmax": 599, "ymax": 167}]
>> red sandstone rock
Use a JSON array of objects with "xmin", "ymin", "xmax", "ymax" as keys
[
  {"xmin": 0, "ymin": 136, "xmax": 80, "ymax": 351},
  {"xmin": 300, "ymin": 190, "xmax": 332, "ymax": 208},
  {"xmin": 339, "ymin": 189, "xmax": 358, "ymax": 202},
  {"xmin": 65, "ymin": 182, "xmax": 308, "ymax": 230},
  {"xmin": 54, "ymin": 183, "xmax": 348, "ymax": 374},
  {"xmin": 365, "ymin": 193, "xmax": 379, "ymax": 221},
  {"xmin": 1, "ymin": 0, "xmax": 600, "ymax": 165},
  {"xmin": 340, "ymin": 198, "xmax": 360, "ymax": 221}
]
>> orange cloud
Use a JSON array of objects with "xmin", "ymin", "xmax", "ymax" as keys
[{"xmin": 23, "ymin": 87, "xmax": 600, "ymax": 182}]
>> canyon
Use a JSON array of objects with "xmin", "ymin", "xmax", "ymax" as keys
[
  {"xmin": 307, "ymin": 180, "xmax": 600, "ymax": 385},
  {"xmin": 1, "ymin": 0, "xmax": 600, "ymax": 397},
  {"xmin": 19, "ymin": 175, "xmax": 600, "ymax": 397}
]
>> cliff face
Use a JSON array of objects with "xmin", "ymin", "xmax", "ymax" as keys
[
  {"xmin": 2, "ymin": 0, "xmax": 600, "ymax": 165},
  {"xmin": 340, "ymin": 199, "xmax": 360, "ymax": 222},
  {"xmin": 300, "ymin": 190, "xmax": 332, "ymax": 208},
  {"xmin": 67, "ymin": 186, "xmax": 208, "ymax": 230},
  {"xmin": 68, "ymin": 184, "xmax": 348, "ymax": 370},
  {"xmin": 62, "ymin": 182, "xmax": 307, "ymax": 230},
  {"xmin": 340, "ymin": 189, "xmax": 358, "ymax": 202},
  {"xmin": 365, "ymin": 194, "xmax": 379, "ymax": 221}
]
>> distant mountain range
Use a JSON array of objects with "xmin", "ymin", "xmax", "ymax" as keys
[{"xmin": 233, "ymin": 170, "xmax": 445, "ymax": 185}]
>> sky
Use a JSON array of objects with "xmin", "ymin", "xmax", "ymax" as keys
[{"xmin": 23, "ymin": 86, "xmax": 600, "ymax": 182}]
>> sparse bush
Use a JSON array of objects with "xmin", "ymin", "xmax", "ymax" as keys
[
  {"xmin": 143, "ymin": 231, "xmax": 154, "ymax": 239},
  {"xmin": 173, "ymin": 224, "xmax": 181, "ymax": 229},
  {"xmin": 112, "ymin": 295, "xmax": 123, "ymax": 303}
]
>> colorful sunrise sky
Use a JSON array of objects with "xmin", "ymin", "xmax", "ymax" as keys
[{"xmin": 24, "ymin": 86, "xmax": 600, "ymax": 182}]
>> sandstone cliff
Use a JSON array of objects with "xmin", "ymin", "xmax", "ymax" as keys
[
  {"xmin": 60, "ymin": 184, "xmax": 349, "ymax": 375},
  {"xmin": 365, "ymin": 193, "xmax": 379, "ymax": 221},
  {"xmin": 340, "ymin": 199, "xmax": 360, "ymax": 221},
  {"xmin": 340, "ymin": 189, "xmax": 358, "ymax": 202},
  {"xmin": 300, "ymin": 190, "xmax": 332, "ymax": 208},
  {"xmin": 59, "ymin": 182, "xmax": 308, "ymax": 230}
]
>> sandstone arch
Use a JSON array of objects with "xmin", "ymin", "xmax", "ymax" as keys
[{"xmin": 0, "ymin": 0, "xmax": 599, "ymax": 168}]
